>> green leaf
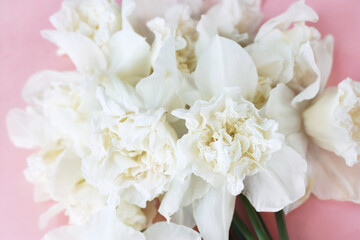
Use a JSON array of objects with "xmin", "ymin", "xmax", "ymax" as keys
[{"xmin": 275, "ymin": 210, "xmax": 289, "ymax": 240}]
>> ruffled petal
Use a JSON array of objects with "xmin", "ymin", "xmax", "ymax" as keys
[
  {"xmin": 196, "ymin": 0, "xmax": 262, "ymax": 55},
  {"xmin": 255, "ymin": 1, "xmax": 318, "ymax": 41}
]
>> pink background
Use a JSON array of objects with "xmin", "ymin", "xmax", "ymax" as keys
[{"xmin": 0, "ymin": 0, "xmax": 359, "ymax": 239}]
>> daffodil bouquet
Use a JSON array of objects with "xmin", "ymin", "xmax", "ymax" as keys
[{"xmin": 7, "ymin": 0, "xmax": 360, "ymax": 239}]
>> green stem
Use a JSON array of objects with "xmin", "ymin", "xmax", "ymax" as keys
[
  {"xmin": 232, "ymin": 213, "xmax": 256, "ymax": 240},
  {"xmin": 240, "ymin": 194, "xmax": 270, "ymax": 240},
  {"xmin": 256, "ymin": 212, "xmax": 273, "ymax": 240},
  {"xmin": 275, "ymin": 210, "xmax": 289, "ymax": 240}
]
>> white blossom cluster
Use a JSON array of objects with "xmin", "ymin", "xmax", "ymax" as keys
[{"xmin": 7, "ymin": 0, "xmax": 360, "ymax": 239}]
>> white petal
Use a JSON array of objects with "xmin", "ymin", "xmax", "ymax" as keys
[
  {"xmin": 136, "ymin": 37, "xmax": 184, "ymax": 111},
  {"xmin": 159, "ymin": 175, "xmax": 209, "ymax": 221},
  {"xmin": 311, "ymin": 35, "xmax": 334, "ymax": 91},
  {"xmin": 246, "ymin": 39, "xmax": 294, "ymax": 84},
  {"xmin": 42, "ymin": 225, "xmax": 83, "ymax": 240},
  {"xmin": 41, "ymin": 30, "xmax": 107, "ymax": 73},
  {"xmin": 109, "ymin": 30, "xmax": 151, "ymax": 84},
  {"xmin": 126, "ymin": 0, "xmax": 178, "ymax": 37},
  {"xmin": 193, "ymin": 185, "xmax": 235, "ymax": 240},
  {"xmin": 265, "ymin": 84, "xmax": 308, "ymax": 157},
  {"xmin": 308, "ymin": 143, "xmax": 360, "ymax": 203},
  {"xmin": 177, "ymin": 74, "xmax": 201, "ymax": 107},
  {"xmin": 243, "ymin": 145, "xmax": 307, "ymax": 211},
  {"xmin": 170, "ymin": 204, "xmax": 196, "ymax": 229},
  {"xmin": 22, "ymin": 70, "xmax": 83, "ymax": 105},
  {"xmin": 291, "ymin": 42, "xmax": 322, "ymax": 106},
  {"xmin": 39, "ymin": 203, "xmax": 65, "ymax": 229},
  {"xmin": 48, "ymin": 150, "xmax": 83, "ymax": 201},
  {"xmin": 6, "ymin": 108, "xmax": 44, "ymax": 148},
  {"xmin": 144, "ymin": 222, "xmax": 201, "ymax": 240},
  {"xmin": 43, "ymin": 207, "xmax": 145, "ymax": 240},
  {"xmin": 159, "ymin": 177, "xmax": 191, "ymax": 221},
  {"xmin": 256, "ymin": 1, "xmax": 318, "ymax": 41},
  {"xmin": 266, "ymin": 84, "xmax": 301, "ymax": 135},
  {"xmin": 96, "ymin": 83, "xmax": 140, "ymax": 116},
  {"xmin": 194, "ymin": 35, "xmax": 258, "ymax": 101}
]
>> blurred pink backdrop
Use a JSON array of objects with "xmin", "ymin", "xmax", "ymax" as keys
[{"xmin": 0, "ymin": 0, "xmax": 359, "ymax": 239}]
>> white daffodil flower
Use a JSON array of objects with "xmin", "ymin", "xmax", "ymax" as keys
[
  {"xmin": 167, "ymin": 89, "xmax": 307, "ymax": 240},
  {"xmin": 265, "ymin": 78, "xmax": 360, "ymax": 212},
  {"xmin": 304, "ymin": 78, "xmax": 360, "ymax": 166},
  {"xmin": 160, "ymin": 35, "xmax": 307, "ymax": 240},
  {"xmin": 7, "ymin": 70, "xmax": 100, "ymax": 153},
  {"xmin": 246, "ymin": 1, "xmax": 334, "ymax": 108},
  {"xmin": 173, "ymin": 90, "xmax": 284, "ymax": 196},
  {"xmin": 42, "ymin": 207, "xmax": 201, "ymax": 240},
  {"xmin": 83, "ymin": 105, "xmax": 178, "ymax": 208},
  {"xmin": 50, "ymin": 0, "xmax": 122, "ymax": 48},
  {"xmin": 82, "ymin": 73, "xmax": 180, "ymax": 208},
  {"xmin": 42, "ymin": 0, "xmax": 151, "ymax": 84},
  {"xmin": 6, "ymin": 70, "xmax": 107, "ymax": 225}
]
